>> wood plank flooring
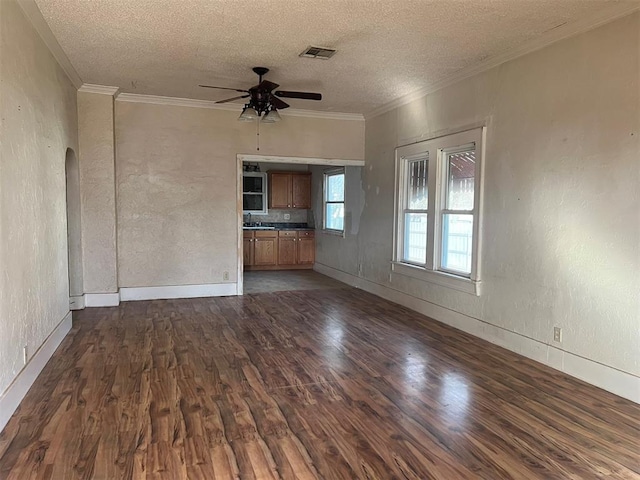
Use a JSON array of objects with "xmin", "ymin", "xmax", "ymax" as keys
[
  {"xmin": 243, "ymin": 270, "xmax": 348, "ymax": 294},
  {"xmin": 0, "ymin": 287, "xmax": 638, "ymax": 479}
]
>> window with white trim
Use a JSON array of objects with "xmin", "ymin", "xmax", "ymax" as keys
[
  {"xmin": 393, "ymin": 128, "xmax": 484, "ymax": 295},
  {"xmin": 323, "ymin": 169, "xmax": 345, "ymax": 233}
]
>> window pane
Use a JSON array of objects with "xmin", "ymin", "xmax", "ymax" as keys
[
  {"xmin": 403, "ymin": 213, "xmax": 427, "ymax": 264},
  {"xmin": 407, "ymin": 156, "xmax": 428, "ymax": 210},
  {"xmin": 326, "ymin": 202, "xmax": 344, "ymax": 230},
  {"xmin": 441, "ymin": 214, "xmax": 473, "ymax": 274},
  {"xmin": 243, "ymin": 176, "xmax": 264, "ymax": 193},
  {"xmin": 327, "ymin": 173, "xmax": 345, "ymax": 202},
  {"xmin": 243, "ymin": 194, "xmax": 263, "ymax": 211},
  {"xmin": 446, "ymin": 150, "xmax": 475, "ymax": 210}
]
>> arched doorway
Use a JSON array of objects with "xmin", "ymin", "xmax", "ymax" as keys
[{"xmin": 65, "ymin": 148, "xmax": 83, "ymax": 305}]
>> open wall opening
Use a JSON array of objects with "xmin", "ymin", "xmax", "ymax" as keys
[{"xmin": 236, "ymin": 154, "xmax": 365, "ymax": 295}]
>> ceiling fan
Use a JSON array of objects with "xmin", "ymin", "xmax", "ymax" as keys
[{"xmin": 199, "ymin": 67, "xmax": 322, "ymax": 122}]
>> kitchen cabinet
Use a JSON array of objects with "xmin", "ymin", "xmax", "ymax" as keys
[
  {"xmin": 269, "ymin": 173, "xmax": 291, "ymax": 209},
  {"xmin": 243, "ymin": 231, "xmax": 254, "ymax": 266},
  {"xmin": 277, "ymin": 231, "xmax": 298, "ymax": 266},
  {"xmin": 243, "ymin": 229, "xmax": 315, "ymax": 270},
  {"xmin": 291, "ymin": 174, "xmax": 311, "ymax": 209},
  {"xmin": 269, "ymin": 172, "xmax": 311, "ymax": 209},
  {"xmin": 243, "ymin": 230, "xmax": 278, "ymax": 267},
  {"xmin": 277, "ymin": 230, "xmax": 315, "ymax": 266},
  {"xmin": 297, "ymin": 230, "xmax": 315, "ymax": 264}
]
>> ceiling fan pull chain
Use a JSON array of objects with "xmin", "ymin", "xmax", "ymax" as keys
[{"xmin": 256, "ymin": 117, "xmax": 260, "ymax": 151}]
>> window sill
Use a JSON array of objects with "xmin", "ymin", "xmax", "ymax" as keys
[
  {"xmin": 321, "ymin": 229, "xmax": 345, "ymax": 238},
  {"xmin": 391, "ymin": 262, "xmax": 481, "ymax": 296}
]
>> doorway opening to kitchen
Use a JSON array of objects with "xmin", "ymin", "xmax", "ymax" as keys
[{"xmin": 236, "ymin": 154, "xmax": 364, "ymax": 295}]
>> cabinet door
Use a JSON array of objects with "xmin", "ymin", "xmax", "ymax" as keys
[
  {"xmin": 243, "ymin": 232, "xmax": 254, "ymax": 266},
  {"xmin": 291, "ymin": 173, "xmax": 311, "ymax": 209},
  {"xmin": 254, "ymin": 238, "xmax": 277, "ymax": 265},
  {"xmin": 278, "ymin": 237, "xmax": 297, "ymax": 265},
  {"xmin": 297, "ymin": 236, "xmax": 315, "ymax": 264},
  {"xmin": 270, "ymin": 173, "xmax": 291, "ymax": 208}
]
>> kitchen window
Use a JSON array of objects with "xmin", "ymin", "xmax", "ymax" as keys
[
  {"xmin": 393, "ymin": 127, "xmax": 484, "ymax": 295},
  {"xmin": 323, "ymin": 169, "xmax": 345, "ymax": 233},
  {"xmin": 243, "ymin": 172, "xmax": 268, "ymax": 215}
]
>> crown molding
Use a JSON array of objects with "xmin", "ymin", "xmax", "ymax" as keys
[
  {"xmin": 116, "ymin": 93, "xmax": 364, "ymax": 121},
  {"xmin": 238, "ymin": 154, "xmax": 365, "ymax": 167},
  {"xmin": 282, "ymin": 108, "xmax": 363, "ymax": 121},
  {"xmin": 16, "ymin": 0, "xmax": 83, "ymax": 89},
  {"xmin": 78, "ymin": 84, "xmax": 120, "ymax": 96},
  {"xmin": 116, "ymin": 93, "xmax": 239, "ymax": 110},
  {"xmin": 365, "ymin": 2, "xmax": 640, "ymax": 119}
]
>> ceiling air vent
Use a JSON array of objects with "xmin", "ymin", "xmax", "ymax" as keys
[{"xmin": 299, "ymin": 46, "xmax": 337, "ymax": 60}]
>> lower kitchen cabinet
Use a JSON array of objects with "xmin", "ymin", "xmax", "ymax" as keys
[
  {"xmin": 243, "ymin": 230, "xmax": 315, "ymax": 270},
  {"xmin": 243, "ymin": 232, "xmax": 254, "ymax": 266},
  {"xmin": 297, "ymin": 231, "xmax": 315, "ymax": 264},
  {"xmin": 277, "ymin": 231, "xmax": 297, "ymax": 266},
  {"xmin": 244, "ymin": 230, "xmax": 278, "ymax": 267}
]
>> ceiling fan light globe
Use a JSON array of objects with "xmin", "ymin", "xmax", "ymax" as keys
[
  {"xmin": 238, "ymin": 105, "xmax": 258, "ymax": 122},
  {"xmin": 262, "ymin": 109, "xmax": 282, "ymax": 123}
]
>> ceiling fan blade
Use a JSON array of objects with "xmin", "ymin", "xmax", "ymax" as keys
[
  {"xmin": 252, "ymin": 80, "xmax": 279, "ymax": 92},
  {"xmin": 275, "ymin": 90, "xmax": 322, "ymax": 101},
  {"xmin": 216, "ymin": 94, "xmax": 250, "ymax": 104},
  {"xmin": 269, "ymin": 95, "xmax": 290, "ymax": 110},
  {"xmin": 199, "ymin": 85, "xmax": 249, "ymax": 93}
]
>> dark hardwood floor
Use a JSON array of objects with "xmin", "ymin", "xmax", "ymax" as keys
[{"xmin": 0, "ymin": 287, "xmax": 638, "ymax": 479}]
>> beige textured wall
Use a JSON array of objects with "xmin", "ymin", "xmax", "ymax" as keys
[
  {"xmin": 0, "ymin": 0, "xmax": 78, "ymax": 395},
  {"xmin": 78, "ymin": 91, "xmax": 118, "ymax": 293},
  {"xmin": 115, "ymin": 101, "xmax": 364, "ymax": 287},
  {"xmin": 316, "ymin": 13, "xmax": 640, "ymax": 377}
]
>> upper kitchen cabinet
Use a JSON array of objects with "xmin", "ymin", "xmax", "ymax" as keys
[{"xmin": 268, "ymin": 172, "xmax": 311, "ymax": 209}]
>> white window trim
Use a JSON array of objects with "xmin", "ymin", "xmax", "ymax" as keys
[
  {"xmin": 323, "ymin": 168, "xmax": 346, "ymax": 235},
  {"xmin": 392, "ymin": 127, "xmax": 485, "ymax": 296}
]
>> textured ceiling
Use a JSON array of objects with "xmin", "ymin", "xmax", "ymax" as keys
[{"xmin": 35, "ymin": 0, "xmax": 635, "ymax": 114}]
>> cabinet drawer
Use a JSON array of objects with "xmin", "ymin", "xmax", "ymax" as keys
[
  {"xmin": 243, "ymin": 231, "xmax": 254, "ymax": 239},
  {"xmin": 255, "ymin": 230, "xmax": 277, "ymax": 238},
  {"xmin": 298, "ymin": 230, "xmax": 315, "ymax": 238},
  {"xmin": 279, "ymin": 230, "xmax": 297, "ymax": 237}
]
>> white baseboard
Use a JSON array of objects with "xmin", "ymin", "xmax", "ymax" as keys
[
  {"xmin": 69, "ymin": 295, "xmax": 85, "ymax": 310},
  {"xmin": 119, "ymin": 283, "xmax": 237, "ymax": 301},
  {"xmin": 82, "ymin": 283, "xmax": 238, "ymax": 307},
  {"xmin": 0, "ymin": 311, "xmax": 73, "ymax": 433},
  {"xmin": 84, "ymin": 292, "xmax": 120, "ymax": 307},
  {"xmin": 314, "ymin": 263, "xmax": 640, "ymax": 403}
]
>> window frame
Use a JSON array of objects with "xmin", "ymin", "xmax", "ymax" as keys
[
  {"xmin": 392, "ymin": 127, "xmax": 485, "ymax": 295},
  {"xmin": 323, "ymin": 168, "xmax": 346, "ymax": 235},
  {"xmin": 242, "ymin": 172, "xmax": 268, "ymax": 215}
]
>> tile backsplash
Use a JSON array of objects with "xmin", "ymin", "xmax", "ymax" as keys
[{"xmin": 247, "ymin": 208, "xmax": 309, "ymax": 224}]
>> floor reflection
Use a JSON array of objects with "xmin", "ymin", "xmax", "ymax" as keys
[{"xmin": 440, "ymin": 372, "xmax": 470, "ymax": 426}]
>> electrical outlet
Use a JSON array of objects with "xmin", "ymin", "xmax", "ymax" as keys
[
  {"xmin": 223, "ymin": 271, "xmax": 229, "ymax": 281},
  {"xmin": 358, "ymin": 263, "xmax": 363, "ymax": 277},
  {"xmin": 553, "ymin": 326, "xmax": 562, "ymax": 343},
  {"xmin": 23, "ymin": 346, "xmax": 28, "ymax": 365},
  {"xmin": 284, "ymin": 213, "xmax": 291, "ymax": 220}
]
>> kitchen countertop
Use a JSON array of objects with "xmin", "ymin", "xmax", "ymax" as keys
[{"xmin": 243, "ymin": 223, "xmax": 314, "ymax": 231}]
